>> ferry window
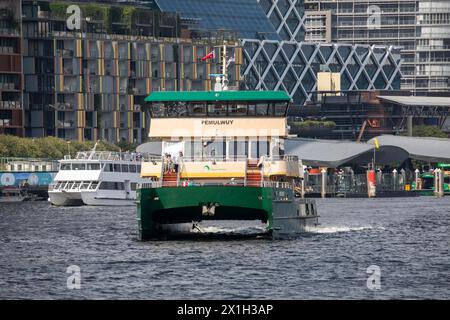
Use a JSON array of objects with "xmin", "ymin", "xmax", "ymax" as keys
[
  {"xmin": 250, "ymin": 141, "xmax": 269, "ymax": 158},
  {"xmin": 113, "ymin": 164, "xmax": 121, "ymax": 172},
  {"xmin": 256, "ymin": 103, "xmax": 269, "ymax": 116},
  {"xmin": 67, "ymin": 182, "xmax": 75, "ymax": 189},
  {"xmin": 151, "ymin": 103, "xmax": 167, "ymax": 118},
  {"xmin": 104, "ymin": 163, "xmax": 113, "ymax": 172},
  {"xmin": 131, "ymin": 183, "xmax": 137, "ymax": 191},
  {"xmin": 61, "ymin": 163, "xmax": 71, "ymax": 170},
  {"xmin": 274, "ymin": 103, "xmax": 288, "ymax": 116},
  {"xmin": 271, "ymin": 139, "xmax": 285, "ymax": 157},
  {"xmin": 72, "ymin": 163, "xmax": 86, "ymax": 170},
  {"xmin": 137, "ymin": 165, "xmax": 141, "ymax": 173},
  {"xmin": 129, "ymin": 165, "xmax": 137, "ymax": 173},
  {"xmin": 72, "ymin": 182, "xmax": 81, "ymax": 189},
  {"xmin": 248, "ymin": 104, "xmax": 256, "ymax": 116},
  {"xmin": 184, "ymin": 140, "xmax": 194, "ymax": 159},
  {"xmin": 99, "ymin": 182, "xmax": 125, "ymax": 190},
  {"xmin": 121, "ymin": 164, "xmax": 129, "ymax": 172},
  {"xmin": 207, "ymin": 103, "xmax": 227, "ymax": 116},
  {"xmin": 259, "ymin": 141, "xmax": 269, "ymax": 158},
  {"xmin": 228, "ymin": 103, "xmax": 247, "ymax": 116},
  {"xmin": 231, "ymin": 140, "xmax": 248, "ymax": 160},
  {"xmin": 80, "ymin": 182, "xmax": 90, "ymax": 190},
  {"xmin": 423, "ymin": 178, "xmax": 434, "ymax": 189},
  {"xmin": 203, "ymin": 139, "xmax": 225, "ymax": 160},
  {"xmin": 89, "ymin": 182, "xmax": 98, "ymax": 190},
  {"xmin": 188, "ymin": 103, "xmax": 207, "ymax": 116},
  {"xmin": 167, "ymin": 102, "xmax": 188, "ymax": 117},
  {"xmin": 192, "ymin": 141, "xmax": 203, "ymax": 159},
  {"xmin": 87, "ymin": 163, "xmax": 100, "ymax": 170}
]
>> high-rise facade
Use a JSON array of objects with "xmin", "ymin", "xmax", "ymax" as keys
[
  {"xmin": 153, "ymin": 0, "xmax": 402, "ymax": 106},
  {"xmin": 16, "ymin": 0, "xmax": 242, "ymax": 142},
  {"xmin": 0, "ymin": 0, "xmax": 23, "ymax": 137},
  {"xmin": 304, "ymin": 0, "xmax": 450, "ymax": 93},
  {"xmin": 0, "ymin": 0, "xmax": 402, "ymax": 142}
]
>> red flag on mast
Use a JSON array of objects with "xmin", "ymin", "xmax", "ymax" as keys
[{"xmin": 201, "ymin": 50, "xmax": 215, "ymax": 61}]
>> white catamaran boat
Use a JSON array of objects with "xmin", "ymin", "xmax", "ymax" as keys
[{"xmin": 48, "ymin": 144, "xmax": 146, "ymax": 206}]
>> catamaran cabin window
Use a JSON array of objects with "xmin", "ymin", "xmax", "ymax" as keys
[
  {"xmin": 99, "ymin": 181, "xmax": 125, "ymax": 190},
  {"xmin": 208, "ymin": 103, "xmax": 227, "ymax": 116},
  {"xmin": 121, "ymin": 164, "xmax": 129, "ymax": 172},
  {"xmin": 251, "ymin": 140, "xmax": 270, "ymax": 159},
  {"xmin": 129, "ymin": 165, "xmax": 137, "ymax": 173},
  {"xmin": 113, "ymin": 164, "xmax": 121, "ymax": 172},
  {"xmin": 203, "ymin": 139, "xmax": 226, "ymax": 159},
  {"xmin": 229, "ymin": 140, "xmax": 248, "ymax": 160},
  {"xmin": 274, "ymin": 103, "xmax": 288, "ymax": 116},
  {"xmin": 151, "ymin": 103, "xmax": 167, "ymax": 117},
  {"xmin": 103, "ymin": 163, "xmax": 113, "ymax": 172},
  {"xmin": 87, "ymin": 163, "xmax": 100, "ymax": 170},
  {"xmin": 61, "ymin": 163, "xmax": 71, "ymax": 170},
  {"xmin": 89, "ymin": 182, "xmax": 99, "ymax": 190},
  {"xmin": 228, "ymin": 103, "xmax": 247, "ymax": 116},
  {"xmin": 72, "ymin": 163, "xmax": 86, "ymax": 170},
  {"xmin": 188, "ymin": 103, "xmax": 207, "ymax": 116},
  {"xmin": 80, "ymin": 182, "xmax": 90, "ymax": 190},
  {"xmin": 72, "ymin": 182, "xmax": 81, "ymax": 189}
]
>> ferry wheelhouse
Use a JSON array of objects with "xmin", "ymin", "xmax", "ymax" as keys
[
  {"xmin": 137, "ymin": 87, "xmax": 319, "ymax": 239},
  {"xmin": 48, "ymin": 146, "xmax": 145, "ymax": 206}
]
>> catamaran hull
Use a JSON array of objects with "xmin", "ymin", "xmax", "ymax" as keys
[
  {"xmin": 80, "ymin": 191, "xmax": 136, "ymax": 206},
  {"xmin": 137, "ymin": 186, "xmax": 319, "ymax": 240},
  {"xmin": 48, "ymin": 191, "xmax": 83, "ymax": 206}
]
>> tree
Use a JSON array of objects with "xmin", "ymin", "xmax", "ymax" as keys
[
  {"xmin": 0, "ymin": 135, "xmax": 120, "ymax": 159},
  {"xmin": 410, "ymin": 125, "xmax": 448, "ymax": 138}
]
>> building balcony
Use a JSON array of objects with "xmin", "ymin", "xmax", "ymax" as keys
[
  {"xmin": 0, "ymin": 100, "xmax": 20, "ymax": 109},
  {"xmin": 57, "ymin": 120, "xmax": 75, "ymax": 128},
  {"xmin": 0, "ymin": 82, "xmax": 18, "ymax": 91},
  {"xmin": 53, "ymin": 103, "xmax": 74, "ymax": 111},
  {"xmin": 0, "ymin": 28, "xmax": 19, "ymax": 37}
]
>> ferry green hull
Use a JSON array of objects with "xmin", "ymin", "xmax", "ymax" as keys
[{"xmin": 136, "ymin": 186, "xmax": 319, "ymax": 240}]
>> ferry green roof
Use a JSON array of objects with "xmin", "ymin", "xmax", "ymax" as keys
[{"xmin": 144, "ymin": 91, "xmax": 291, "ymax": 102}]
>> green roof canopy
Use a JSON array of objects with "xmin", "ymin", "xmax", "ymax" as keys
[{"xmin": 144, "ymin": 91, "xmax": 291, "ymax": 103}]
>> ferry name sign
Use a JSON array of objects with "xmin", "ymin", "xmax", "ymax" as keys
[{"xmin": 149, "ymin": 118, "xmax": 287, "ymax": 138}]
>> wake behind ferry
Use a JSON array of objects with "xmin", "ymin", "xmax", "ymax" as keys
[
  {"xmin": 136, "ymin": 45, "xmax": 319, "ymax": 240},
  {"xmin": 48, "ymin": 144, "xmax": 145, "ymax": 206}
]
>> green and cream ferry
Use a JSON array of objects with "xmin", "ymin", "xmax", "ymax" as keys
[{"xmin": 137, "ymin": 79, "xmax": 319, "ymax": 240}]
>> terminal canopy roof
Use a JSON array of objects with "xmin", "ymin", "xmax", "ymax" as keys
[
  {"xmin": 286, "ymin": 135, "xmax": 450, "ymax": 167},
  {"xmin": 377, "ymin": 96, "xmax": 450, "ymax": 107},
  {"xmin": 367, "ymin": 135, "xmax": 450, "ymax": 163}
]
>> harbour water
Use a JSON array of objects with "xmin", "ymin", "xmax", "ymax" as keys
[{"xmin": 0, "ymin": 197, "xmax": 449, "ymax": 299}]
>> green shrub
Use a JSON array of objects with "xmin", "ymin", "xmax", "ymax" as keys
[{"xmin": 0, "ymin": 135, "xmax": 119, "ymax": 159}]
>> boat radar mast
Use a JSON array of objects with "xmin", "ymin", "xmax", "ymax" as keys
[{"xmin": 210, "ymin": 43, "xmax": 234, "ymax": 91}]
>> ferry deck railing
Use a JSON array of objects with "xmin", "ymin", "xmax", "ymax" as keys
[
  {"xmin": 63, "ymin": 151, "xmax": 143, "ymax": 162},
  {"xmin": 139, "ymin": 180, "xmax": 294, "ymax": 189},
  {"xmin": 141, "ymin": 155, "xmax": 298, "ymax": 163}
]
